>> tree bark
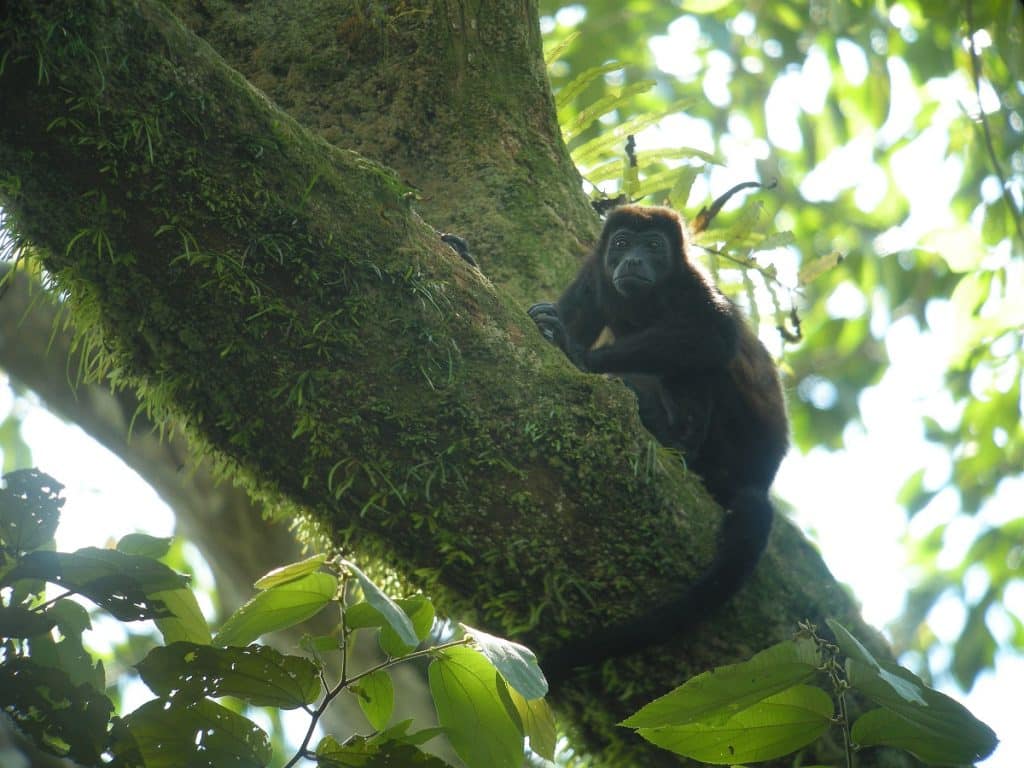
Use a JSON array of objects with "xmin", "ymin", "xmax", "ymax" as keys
[{"xmin": 0, "ymin": 2, "xmax": 905, "ymax": 765}]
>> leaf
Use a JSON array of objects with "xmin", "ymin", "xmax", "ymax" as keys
[
  {"xmin": 462, "ymin": 623, "xmax": 548, "ymax": 699},
  {"xmin": 570, "ymin": 101, "xmax": 696, "ymax": 166},
  {"xmin": 826, "ymin": 619, "xmax": 880, "ymax": 667},
  {"xmin": 851, "ymin": 706, "xmax": 998, "ymax": 765},
  {"xmin": 153, "ymin": 586, "xmax": 213, "ymax": 645},
  {"xmin": 622, "ymin": 638, "xmax": 821, "ymax": 728},
  {"xmin": 110, "ymin": 697, "xmax": 271, "ymax": 768},
  {"xmin": 354, "ymin": 669, "xmax": 394, "ymax": 730},
  {"xmin": 0, "ymin": 603, "xmax": 57, "ymax": 638},
  {"xmin": 563, "ymin": 80, "xmax": 657, "ymax": 141},
  {"xmin": 315, "ymin": 734, "xmax": 453, "ymax": 767},
  {"xmin": 506, "ymin": 685, "xmax": 557, "ymax": 761},
  {"xmin": 543, "ymin": 30, "xmax": 579, "ymax": 66},
  {"xmin": 343, "ymin": 561, "xmax": 417, "ymax": 649},
  {"xmin": 636, "ymin": 685, "xmax": 834, "ymax": 764},
  {"xmin": 554, "ymin": 61, "xmax": 623, "ymax": 110},
  {"xmin": 214, "ymin": 571, "xmax": 337, "ymax": 647},
  {"xmin": 7, "ymin": 548, "xmax": 189, "ymax": 621},
  {"xmin": 428, "ymin": 646, "xmax": 524, "ymax": 768},
  {"xmin": 846, "ymin": 659, "xmax": 997, "ymax": 763},
  {"xmin": 136, "ymin": 641, "xmax": 320, "ymax": 709},
  {"xmin": 379, "ymin": 596, "xmax": 436, "ymax": 656},
  {"xmin": 116, "ymin": 533, "xmax": 173, "ymax": 559},
  {"xmin": 253, "ymin": 553, "xmax": 328, "ymax": 590},
  {"xmin": 0, "ymin": 658, "xmax": 114, "ymax": 764},
  {"xmin": 797, "ymin": 251, "xmax": 843, "ymax": 285},
  {"xmin": 0, "ymin": 468, "xmax": 63, "ymax": 555}
]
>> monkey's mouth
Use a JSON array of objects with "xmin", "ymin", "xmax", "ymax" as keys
[{"xmin": 613, "ymin": 275, "xmax": 654, "ymax": 296}]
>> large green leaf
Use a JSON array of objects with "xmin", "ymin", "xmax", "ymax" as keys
[
  {"xmin": 111, "ymin": 697, "xmax": 271, "ymax": 768},
  {"xmin": 213, "ymin": 571, "xmax": 337, "ymax": 647},
  {"xmin": 846, "ymin": 659, "xmax": 997, "ymax": 764},
  {"xmin": 428, "ymin": 646, "xmax": 524, "ymax": 768},
  {"xmin": 136, "ymin": 641, "xmax": 320, "ymax": 709},
  {"xmin": 637, "ymin": 685, "xmax": 833, "ymax": 764},
  {"xmin": 622, "ymin": 638, "xmax": 821, "ymax": 728}
]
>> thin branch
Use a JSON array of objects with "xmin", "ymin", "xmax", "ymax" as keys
[{"xmin": 964, "ymin": 0, "xmax": 1024, "ymax": 249}]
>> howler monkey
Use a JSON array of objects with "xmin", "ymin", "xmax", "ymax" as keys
[{"xmin": 528, "ymin": 204, "xmax": 788, "ymax": 679}]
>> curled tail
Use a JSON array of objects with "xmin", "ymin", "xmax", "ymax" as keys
[{"xmin": 542, "ymin": 487, "xmax": 773, "ymax": 684}]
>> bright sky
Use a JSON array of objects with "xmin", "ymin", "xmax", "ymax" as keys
[{"xmin": 1, "ymin": 5, "xmax": 1021, "ymax": 767}]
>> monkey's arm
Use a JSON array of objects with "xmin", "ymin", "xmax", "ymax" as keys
[
  {"xmin": 528, "ymin": 257, "xmax": 605, "ymax": 368},
  {"xmin": 583, "ymin": 316, "xmax": 738, "ymax": 375}
]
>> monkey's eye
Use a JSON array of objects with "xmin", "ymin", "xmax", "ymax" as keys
[
  {"xmin": 612, "ymin": 237, "xmax": 629, "ymax": 249},
  {"xmin": 647, "ymin": 240, "xmax": 661, "ymax": 249}
]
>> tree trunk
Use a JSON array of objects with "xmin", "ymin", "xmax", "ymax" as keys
[{"xmin": 0, "ymin": 2, "xmax": 904, "ymax": 765}]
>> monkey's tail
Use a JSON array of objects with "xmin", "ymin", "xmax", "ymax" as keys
[{"xmin": 541, "ymin": 487, "xmax": 773, "ymax": 685}]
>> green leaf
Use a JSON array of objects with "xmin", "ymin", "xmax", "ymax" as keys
[
  {"xmin": 0, "ymin": 468, "xmax": 63, "ymax": 555},
  {"xmin": 462, "ymin": 623, "xmax": 548, "ymax": 699},
  {"xmin": 826, "ymin": 619, "xmax": 880, "ymax": 666},
  {"xmin": 111, "ymin": 697, "xmax": 271, "ymax": 768},
  {"xmin": 136, "ymin": 641, "xmax": 320, "ymax": 709},
  {"xmin": 379, "ymin": 596, "xmax": 436, "ymax": 656},
  {"xmin": 622, "ymin": 638, "xmax": 821, "ymax": 728},
  {"xmin": 570, "ymin": 101, "xmax": 695, "ymax": 166},
  {"xmin": 0, "ymin": 603, "xmax": 57, "ymax": 638},
  {"xmin": 354, "ymin": 669, "xmax": 394, "ymax": 730},
  {"xmin": 507, "ymin": 684, "xmax": 557, "ymax": 761},
  {"xmin": 797, "ymin": 251, "xmax": 844, "ymax": 285},
  {"xmin": 0, "ymin": 658, "xmax": 114, "ymax": 764},
  {"xmin": 563, "ymin": 80, "xmax": 657, "ymax": 141},
  {"xmin": 153, "ymin": 586, "xmax": 213, "ymax": 645},
  {"xmin": 428, "ymin": 646, "xmax": 524, "ymax": 768},
  {"xmin": 636, "ymin": 685, "xmax": 833, "ymax": 764},
  {"xmin": 344, "ymin": 561, "xmax": 417, "ymax": 649},
  {"xmin": 846, "ymin": 659, "xmax": 997, "ymax": 763},
  {"xmin": 213, "ymin": 571, "xmax": 337, "ymax": 647},
  {"xmin": 555, "ymin": 61, "xmax": 624, "ymax": 110},
  {"xmin": 253, "ymin": 553, "xmax": 328, "ymax": 590},
  {"xmin": 7, "ymin": 548, "xmax": 189, "ymax": 621},
  {"xmin": 851, "ymin": 706, "xmax": 998, "ymax": 765},
  {"xmin": 116, "ymin": 533, "xmax": 173, "ymax": 559}
]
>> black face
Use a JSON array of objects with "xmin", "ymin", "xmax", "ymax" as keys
[{"xmin": 604, "ymin": 228, "xmax": 673, "ymax": 299}]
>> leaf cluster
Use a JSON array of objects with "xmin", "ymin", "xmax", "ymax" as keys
[
  {"xmin": 621, "ymin": 619, "xmax": 998, "ymax": 767},
  {"xmin": 0, "ymin": 469, "xmax": 553, "ymax": 768}
]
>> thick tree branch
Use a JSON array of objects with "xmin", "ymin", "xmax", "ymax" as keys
[{"xmin": 0, "ymin": 3, "xmax": 903, "ymax": 765}]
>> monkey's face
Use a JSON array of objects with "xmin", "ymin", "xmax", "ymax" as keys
[{"xmin": 604, "ymin": 228, "xmax": 674, "ymax": 299}]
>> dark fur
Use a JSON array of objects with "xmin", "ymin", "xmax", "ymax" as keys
[{"xmin": 528, "ymin": 205, "xmax": 788, "ymax": 680}]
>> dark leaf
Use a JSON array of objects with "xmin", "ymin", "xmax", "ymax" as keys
[
  {"xmin": 136, "ymin": 642, "xmax": 320, "ymax": 709},
  {"xmin": 315, "ymin": 734, "xmax": 453, "ymax": 767},
  {"xmin": 110, "ymin": 697, "xmax": 271, "ymax": 768},
  {"xmin": 0, "ymin": 603, "xmax": 57, "ymax": 638},
  {"xmin": 0, "ymin": 468, "xmax": 63, "ymax": 555},
  {"xmin": 0, "ymin": 657, "xmax": 113, "ymax": 764},
  {"xmin": 7, "ymin": 548, "xmax": 189, "ymax": 621}
]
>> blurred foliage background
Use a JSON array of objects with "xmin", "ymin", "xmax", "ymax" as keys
[
  {"xmin": 539, "ymin": 0, "xmax": 1023, "ymax": 707},
  {"xmin": 1, "ymin": 0, "xmax": 1021, "ymax": 763}
]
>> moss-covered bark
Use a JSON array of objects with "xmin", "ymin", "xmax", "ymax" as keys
[{"xmin": 0, "ymin": 2, "xmax": 905, "ymax": 766}]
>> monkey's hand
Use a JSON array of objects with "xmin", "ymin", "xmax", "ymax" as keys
[{"xmin": 528, "ymin": 303, "xmax": 587, "ymax": 370}]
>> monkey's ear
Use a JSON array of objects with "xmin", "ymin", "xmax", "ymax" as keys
[{"xmin": 691, "ymin": 179, "xmax": 778, "ymax": 235}]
